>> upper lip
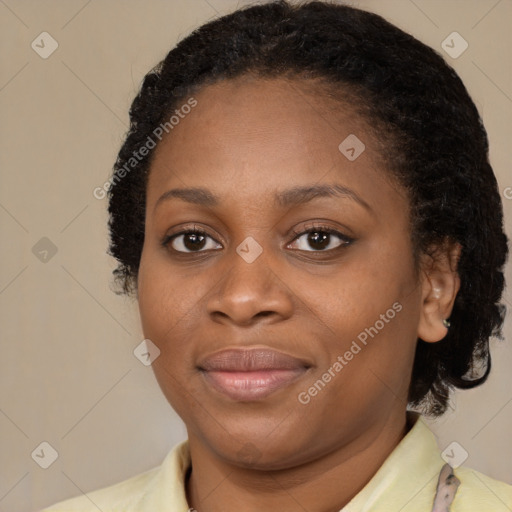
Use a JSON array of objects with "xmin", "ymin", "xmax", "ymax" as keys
[{"xmin": 198, "ymin": 348, "xmax": 311, "ymax": 372}]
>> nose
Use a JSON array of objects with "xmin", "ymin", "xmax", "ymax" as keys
[{"xmin": 206, "ymin": 247, "xmax": 294, "ymax": 326}]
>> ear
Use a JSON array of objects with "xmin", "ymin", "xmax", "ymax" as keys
[{"xmin": 417, "ymin": 240, "xmax": 462, "ymax": 343}]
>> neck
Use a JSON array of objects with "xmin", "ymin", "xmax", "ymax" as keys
[{"xmin": 185, "ymin": 411, "xmax": 409, "ymax": 512}]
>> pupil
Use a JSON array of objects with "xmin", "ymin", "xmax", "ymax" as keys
[
  {"xmin": 309, "ymin": 231, "xmax": 329, "ymax": 250},
  {"xmin": 181, "ymin": 231, "xmax": 332, "ymax": 252},
  {"xmin": 184, "ymin": 233, "xmax": 206, "ymax": 251}
]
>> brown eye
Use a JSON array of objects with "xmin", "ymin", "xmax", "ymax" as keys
[
  {"xmin": 165, "ymin": 230, "xmax": 222, "ymax": 253},
  {"xmin": 288, "ymin": 227, "xmax": 353, "ymax": 252}
]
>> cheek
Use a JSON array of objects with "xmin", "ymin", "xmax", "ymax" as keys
[
  {"xmin": 304, "ymin": 239, "xmax": 419, "ymax": 376},
  {"xmin": 304, "ymin": 244, "xmax": 411, "ymax": 328},
  {"xmin": 138, "ymin": 271, "xmax": 172, "ymax": 342},
  {"xmin": 137, "ymin": 251, "xmax": 189, "ymax": 357},
  {"xmin": 136, "ymin": 249, "xmax": 218, "ymax": 378},
  {"xmin": 137, "ymin": 254, "xmax": 203, "ymax": 415}
]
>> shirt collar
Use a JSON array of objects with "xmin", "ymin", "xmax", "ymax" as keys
[
  {"xmin": 145, "ymin": 412, "xmax": 445, "ymax": 512},
  {"xmin": 342, "ymin": 412, "xmax": 446, "ymax": 511}
]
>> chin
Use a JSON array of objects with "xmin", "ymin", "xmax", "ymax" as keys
[{"xmin": 198, "ymin": 424, "xmax": 315, "ymax": 471}]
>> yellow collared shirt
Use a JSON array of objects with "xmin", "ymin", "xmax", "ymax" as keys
[{"xmin": 41, "ymin": 414, "xmax": 512, "ymax": 511}]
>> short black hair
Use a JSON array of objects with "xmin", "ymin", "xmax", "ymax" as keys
[{"xmin": 107, "ymin": 0, "xmax": 509, "ymax": 416}]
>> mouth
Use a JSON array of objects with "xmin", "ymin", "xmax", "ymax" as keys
[{"xmin": 198, "ymin": 348, "xmax": 311, "ymax": 401}]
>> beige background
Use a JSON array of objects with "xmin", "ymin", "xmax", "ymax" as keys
[{"xmin": 0, "ymin": 0, "xmax": 511, "ymax": 510}]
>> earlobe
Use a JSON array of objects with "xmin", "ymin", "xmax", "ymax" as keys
[{"xmin": 417, "ymin": 242, "xmax": 461, "ymax": 343}]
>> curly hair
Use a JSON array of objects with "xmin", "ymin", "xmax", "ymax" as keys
[{"xmin": 107, "ymin": 0, "xmax": 509, "ymax": 416}]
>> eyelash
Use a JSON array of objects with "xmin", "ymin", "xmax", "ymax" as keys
[
  {"xmin": 288, "ymin": 223, "xmax": 353, "ymax": 248},
  {"xmin": 161, "ymin": 223, "xmax": 354, "ymax": 254}
]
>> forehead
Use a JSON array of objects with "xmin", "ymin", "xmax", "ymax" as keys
[{"xmin": 146, "ymin": 76, "xmax": 402, "ymax": 210}]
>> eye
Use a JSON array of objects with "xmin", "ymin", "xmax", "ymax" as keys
[
  {"xmin": 162, "ymin": 223, "xmax": 353, "ymax": 255},
  {"xmin": 162, "ymin": 228, "xmax": 222, "ymax": 253},
  {"xmin": 287, "ymin": 224, "xmax": 353, "ymax": 252}
]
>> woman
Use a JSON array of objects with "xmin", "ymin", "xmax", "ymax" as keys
[{"xmin": 43, "ymin": 1, "xmax": 511, "ymax": 510}]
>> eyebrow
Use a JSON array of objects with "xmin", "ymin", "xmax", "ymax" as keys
[{"xmin": 154, "ymin": 184, "xmax": 372, "ymax": 213}]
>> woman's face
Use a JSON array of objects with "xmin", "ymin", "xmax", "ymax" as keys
[{"xmin": 138, "ymin": 76, "xmax": 424, "ymax": 469}]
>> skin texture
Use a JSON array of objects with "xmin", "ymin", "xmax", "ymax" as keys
[{"xmin": 137, "ymin": 75, "xmax": 460, "ymax": 512}]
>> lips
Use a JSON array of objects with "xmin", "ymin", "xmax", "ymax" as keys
[
  {"xmin": 199, "ymin": 348, "xmax": 310, "ymax": 372},
  {"xmin": 198, "ymin": 348, "xmax": 310, "ymax": 401}
]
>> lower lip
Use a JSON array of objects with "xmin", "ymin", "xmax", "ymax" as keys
[{"xmin": 201, "ymin": 369, "xmax": 306, "ymax": 401}]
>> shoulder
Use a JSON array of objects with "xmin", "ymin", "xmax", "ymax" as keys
[
  {"xmin": 39, "ymin": 467, "xmax": 160, "ymax": 512},
  {"xmin": 39, "ymin": 441, "xmax": 190, "ymax": 512},
  {"xmin": 452, "ymin": 465, "xmax": 512, "ymax": 510}
]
